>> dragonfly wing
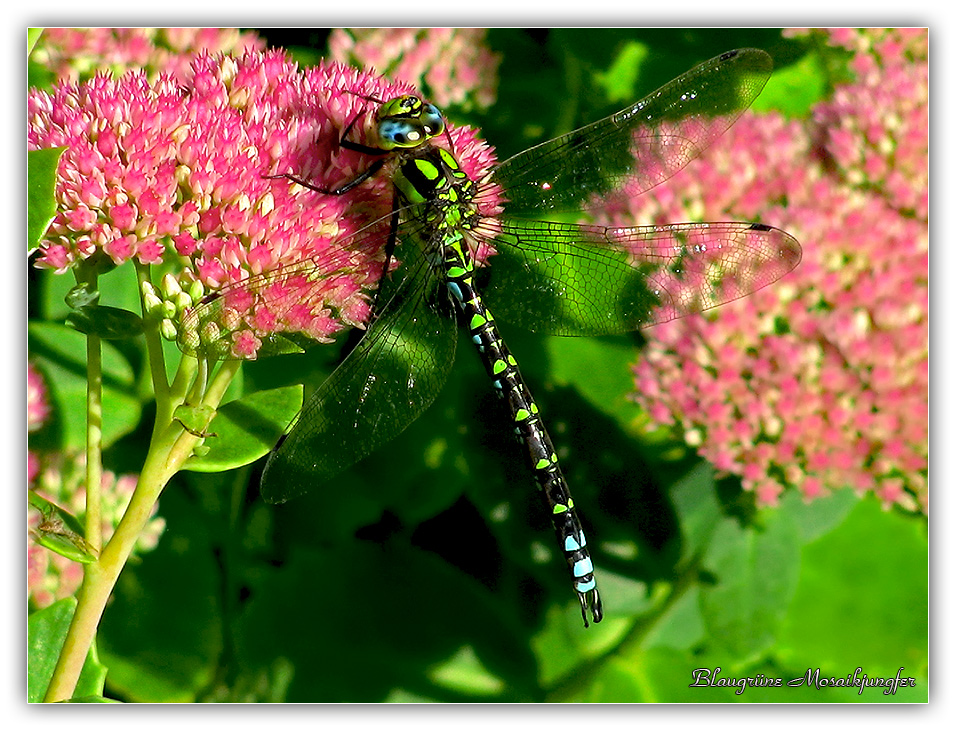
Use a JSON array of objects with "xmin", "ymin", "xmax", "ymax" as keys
[
  {"xmin": 491, "ymin": 48, "xmax": 772, "ymax": 216},
  {"xmin": 260, "ymin": 228, "xmax": 458, "ymax": 503},
  {"xmin": 176, "ymin": 215, "xmax": 399, "ymax": 362},
  {"xmin": 481, "ymin": 217, "xmax": 801, "ymax": 336}
]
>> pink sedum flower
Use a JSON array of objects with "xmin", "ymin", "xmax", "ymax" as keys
[
  {"xmin": 28, "ymin": 362, "xmax": 50, "ymax": 433},
  {"xmin": 622, "ymin": 30, "xmax": 927, "ymax": 512},
  {"xmin": 31, "ymin": 27, "xmax": 265, "ymax": 83},
  {"xmin": 28, "ymin": 363, "xmax": 51, "ymax": 485},
  {"xmin": 329, "ymin": 28, "xmax": 500, "ymax": 111},
  {"xmin": 797, "ymin": 28, "xmax": 928, "ymax": 218},
  {"xmin": 29, "ymin": 50, "xmax": 500, "ymax": 359}
]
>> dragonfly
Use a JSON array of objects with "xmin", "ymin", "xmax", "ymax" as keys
[{"xmin": 179, "ymin": 48, "xmax": 801, "ymax": 627}]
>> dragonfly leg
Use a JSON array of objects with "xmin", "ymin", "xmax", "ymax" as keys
[
  {"xmin": 366, "ymin": 193, "xmax": 401, "ymax": 319},
  {"xmin": 263, "ymin": 157, "xmax": 387, "ymax": 196},
  {"xmin": 337, "ymin": 109, "xmax": 391, "ymax": 156}
]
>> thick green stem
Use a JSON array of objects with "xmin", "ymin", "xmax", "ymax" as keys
[
  {"xmin": 42, "ymin": 343, "xmax": 242, "ymax": 701},
  {"xmin": 42, "ymin": 357, "xmax": 243, "ymax": 701},
  {"xmin": 42, "ymin": 420, "xmax": 199, "ymax": 701},
  {"xmin": 42, "ymin": 253, "xmax": 245, "ymax": 701}
]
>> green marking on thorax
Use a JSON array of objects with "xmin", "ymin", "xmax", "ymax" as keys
[
  {"xmin": 395, "ymin": 175, "xmax": 426, "ymax": 204},
  {"xmin": 438, "ymin": 148, "xmax": 458, "ymax": 168},
  {"xmin": 415, "ymin": 159, "xmax": 440, "ymax": 180}
]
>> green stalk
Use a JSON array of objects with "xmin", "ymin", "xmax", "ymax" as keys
[
  {"xmin": 42, "ymin": 266, "xmax": 243, "ymax": 702},
  {"xmin": 84, "ymin": 333, "xmax": 103, "ymax": 552},
  {"xmin": 43, "ymin": 417, "xmax": 198, "ymax": 701}
]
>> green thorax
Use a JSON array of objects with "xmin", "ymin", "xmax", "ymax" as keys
[{"xmin": 393, "ymin": 145, "xmax": 477, "ymax": 237}]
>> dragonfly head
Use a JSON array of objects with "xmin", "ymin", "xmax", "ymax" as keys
[{"xmin": 375, "ymin": 95, "xmax": 446, "ymax": 151}]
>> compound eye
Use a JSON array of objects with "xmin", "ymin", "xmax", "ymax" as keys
[
  {"xmin": 421, "ymin": 103, "xmax": 445, "ymax": 135},
  {"xmin": 379, "ymin": 95, "xmax": 415, "ymax": 119},
  {"xmin": 379, "ymin": 119, "xmax": 424, "ymax": 149}
]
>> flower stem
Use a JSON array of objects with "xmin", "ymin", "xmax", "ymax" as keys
[
  {"xmin": 41, "ymin": 355, "xmax": 242, "ymax": 702},
  {"xmin": 84, "ymin": 333, "xmax": 103, "ymax": 552}
]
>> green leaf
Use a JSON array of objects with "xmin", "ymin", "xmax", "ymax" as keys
[
  {"xmin": 776, "ymin": 496, "xmax": 927, "ymax": 684},
  {"xmin": 29, "ymin": 490, "xmax": 85, "ymax": 537},
  {"xmin": 669, "ymin": 461, "xmax": 721, "ymax": 565},
  {"xmin": 64, "ymin": 282, "xmax": 100, "ymax": 310},
  {"xmin": 65, "ymin": 305, "xmax": 144, "ymax": 340},
  {"xmin": 585, "ymin": 656, "xmax": 646, "ymax": 701},
  {"xmin": 751, "ymin": 51, "xmax": 829, "ymax": 117},
  {"xmin": 28, "ymin": 598, "xmax": 108, "ymax": 702},
  {"xmin": 184, "ymin": 385, "xmax": 302, "ymax": 472},
  {"xmin": 173, "ymin": 403, "xmax": 216, "ymax": 436},
  {"xmin": 28, "ymin": 147, "xmax": 65, "ymax": 250},
  {"xmin": 700, "ymin": 505, "xmax": 802, "ymax": 662},
  {"xmin": 28, "ymin": 322, "xmax": 141, "ymax": 451},
  {"xmin": 545, "ymin": 333, "xmax": 637, "ymax": 423},
  {"xmin": 40, "ymin": 260, "xmax": 143, "ymax": 323},
  {"xmin": 427, "ymin": 645, "xmax": 507, "ymax": 696},
  {"xmin": 31, "ymin": 518, "xmax": 97, "ymax": 564},
  {"xmin": 532, "ymin": 603, "xmax": 624, "ymax": 690},
  {"xmin": 28, "ymin": 28, "xmax": 44, "ymax": 54},
  {"xmin": 782, "ymin": 485, "xmax": 859, "ymax": 543},
  {"xmin": 593, "ymin": 40, "xmax": 650, "ymax": 104}
]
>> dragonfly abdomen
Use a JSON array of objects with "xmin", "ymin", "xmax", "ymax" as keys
[{"xmin": 442, "ymin": 238, "xmax": 603, "ymax": 626}]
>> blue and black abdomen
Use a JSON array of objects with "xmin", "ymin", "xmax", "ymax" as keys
[{"xmin": 440, "ymin": 235, "xmax": 603, "ymax": 626}]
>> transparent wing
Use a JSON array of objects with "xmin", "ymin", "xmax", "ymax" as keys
[
  {"xmin": 260, "ymin": 225, "xmax": 458, "ymax": 503},
  {"xmin": 176, "ymin": 230, "xmax": 393, "ymax": 363},
  {"xmin": 481, "ymin": 217, "xmax": 801, "ymax": 336},
  {"xmin": 492, "ymin": 48, "xmax": 772, "ymax": 215}
]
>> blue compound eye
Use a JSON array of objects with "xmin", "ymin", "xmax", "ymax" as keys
[
  {"xmin": 379, "ymin": 119, "xmax": 426, "ymax": 150},
  {"xmin": 420, "ymin": 103, "xmax": 445, "ymax": 136}
]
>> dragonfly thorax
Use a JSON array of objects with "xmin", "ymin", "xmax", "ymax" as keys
[{"xmin": 394, "ymin": 145, "xmax": 478, "ymax": 231}]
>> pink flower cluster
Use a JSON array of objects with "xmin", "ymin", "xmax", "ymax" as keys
[
  {"xmin": 29, "ymin": 50, "xmax": 500, "ymax": 358},
  {"xmin": 797, "ymin": 28, "xmax": 928, "ymax": 218},
  {"xmin": 329, "ymin": 28, "xmax": 501, "ymax": 111},
  {"xmin": 28, "ymin": 363, "xmax": 50, "ymax": 484},
  {"xmin": 623, "ymin": 30, "xmax": 927, "ymax": 511},
  {"xmin": 31, "ymin": 27, "xmax": 265, "ymax": 83},
  {"xmin": 28, "ymin": 362, "xmax": 50, "ymax": 434}
]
